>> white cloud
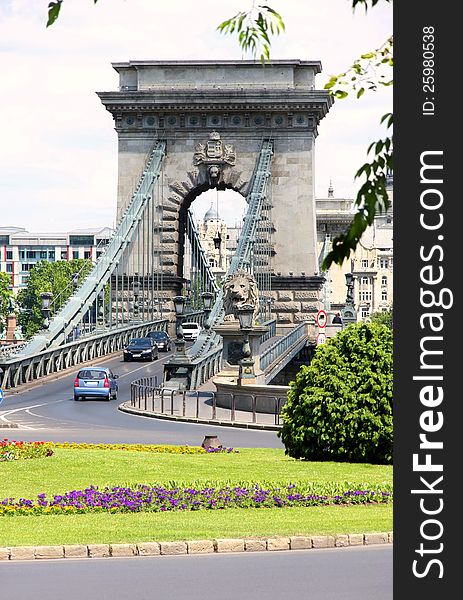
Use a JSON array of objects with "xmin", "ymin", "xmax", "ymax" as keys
[{"xmin": 0, "ymin": 0, "xmax": 392, "ymax": 232}]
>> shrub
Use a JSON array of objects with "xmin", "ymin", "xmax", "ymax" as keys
[{"xmin": 278, "ymin": 322, "xmax": 393, "ymax": 464}]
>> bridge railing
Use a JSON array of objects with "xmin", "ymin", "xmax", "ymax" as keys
[
  {"xmin": 0, "ymin": 319, "xmax": 168, "ymax": 390},
  {"xmin": 260, "ymin": 322, "xmax": 307, "ymax": 373}
]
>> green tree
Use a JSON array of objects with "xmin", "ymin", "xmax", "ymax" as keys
[
  {"xmin": 370, "ymin": 307, "xmax": 393, "ymax": 329},
  {"xmin": 0, "ymin": 272, "xmax": 14, "ymax": 330},
  {"xmin": 279, "ymin": 322, "xmax": 393, "ymax": 464},
  {"xmin": 16, "ymin": 259, "xmax": 93, "ymax": 338}
]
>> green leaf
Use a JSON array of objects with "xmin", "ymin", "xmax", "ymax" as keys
[
  {"xmin": 47, "ymin": 1, "xmax": 62, "ymax": 27},
  {"xmin": 334, "ymin": 90, "xmax": 349, "ymax": 99}
]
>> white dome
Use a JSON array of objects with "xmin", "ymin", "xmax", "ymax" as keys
[{"xmin": 204, "ymin": 203, "xmax": 219, "ymax": 221}]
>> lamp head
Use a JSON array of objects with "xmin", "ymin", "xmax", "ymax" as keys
[
  {"xmin": 173, "ymin": 295, "xmax": 186, "ymax": 317},
  {"xmin": 237, "ymin": 304, "xmax": 254, "ymax": 329},
  {"xmin": 201, "ymin": 291, "xmax": 214, "ymax": 311}
]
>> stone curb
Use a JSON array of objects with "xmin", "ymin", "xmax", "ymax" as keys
[
  {"xmin": 118, "ymin": 402, "xmax": 282, "ymax": 431},
  {"xmin": 0, "ymin": 533, "xmax": 393, "ymax": 561}
]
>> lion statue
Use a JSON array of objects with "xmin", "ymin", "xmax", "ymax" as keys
[{"xmin": 222, "ymin": 270, "xmax": 259, "ymax": 323}]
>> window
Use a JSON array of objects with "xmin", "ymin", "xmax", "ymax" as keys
[
  {"xmin": 70, "ymin": 235, "xmax": 94, "ymax": 246},
  {"xmin": 361, "ymin": 276, "xmax": 370, "ymax": 286},
  {"xmin": 19, "ymin": 250, "xmax": 25, "ymax": 259},
  {"xmin": 61, "ymin": 250, "xmax": 67, "ymax": 260},
  {"xmin": 6, "ymin": 250, "xmax": 13, "ymax": 260},
  {"xmin": 360, "ymin": 291, "xmax": 372, "ymax": 301},
  {"xmin": 6, "ymin": 263, "xmax": 12, "ymax": 273},
  {"xmin": 378, "ymin": 257, "xmax": 388, "ymax": 269},
  {"xmin": 361, "ymin": 308, "xmax": 370, "ymax": 319},
  {"xmin": 40, "ymin": 251, "xmax": 47, "ymax": 259},
  {"xmin": 26, "ymin": 250, "xmax": 36, "ymax": 259},
  {"xmin": 361, "ymin": 259, "xmax": 369, "ymax": 268},
  {"xmin": 84, "ymin": 250, "xmax": 91, "ymax": 259},
  {"xmin": 382, "ymin": 290, "xmax": 388, "ymax": 301},
  {"xmin": 21, "ymin": 263, "xmax": 32, "ymax": 272},
  {"xmin": 72, "ymin": 251, "xmax": 79, "ymax": 260},
  {"xmin": 48, "ymin": 251, "xmax": 55, "ymax": 259},
  {"xmin": 381, "ymin": 276, "xmax": 387, "ymax": 285}
]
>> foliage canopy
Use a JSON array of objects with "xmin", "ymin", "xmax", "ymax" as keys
[{"xmin": 279, "ymin": 322, "xmax": 393, "ymax": 464}]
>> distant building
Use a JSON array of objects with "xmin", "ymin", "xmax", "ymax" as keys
[
  {"xmin": 0, "ymin": 227, "xmax": 113, "ymax": 293},
  {"xmin": 316, "ymin": 177, "xmax": 393, "ymax": 321},
  {"xmin": 196, "ymin": 203, "xmax": 230, "ymax": 279}
]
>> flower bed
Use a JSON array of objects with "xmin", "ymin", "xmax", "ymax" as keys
[
  {"xmin": 0, "ymin": 439, "xmax": 54, "ymax": 462},
  {"xmin": 0, "ymin": 481, "xmax": 393, "ymax": 516},
  {"xmin": 0, "ymin": 440, "xmax": 238, "ymax": 460}
]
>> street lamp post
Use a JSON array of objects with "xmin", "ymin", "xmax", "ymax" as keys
[
  {"xmin": 201, "ymin": 291, "xmax": 214, "ymax": 331},
  {"xmin": 40, "ymin": 292, "xmax": 53, "ymax": 329},
  {"xmin": 132, "ymin": 281, "xmax": 140, "ymax": 322},
  {"xmin": 237, "ymin": 304, "xmax": 256, "ymax": 384},
  {"xmin": 97, "ymin": 290, "xmax": 105, "ymax": 328},
  {"xmin": 173, "ymin": 295, "xmax": 186, "ymax": 357},
  {"xmin": 342, "ymin": 272, "xmax": 357, "ymax": 325},
  {"xmin": 185, "ymin": 279, "xmax": 192, "ymax": 313}
]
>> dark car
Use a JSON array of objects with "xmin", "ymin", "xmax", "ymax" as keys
[
  {"xmin": 123, "ymin": 337, "xmax": 159, "ymax": 362},
  {"xmin": 74, "ymin": 367, "xmax": 119, "ymax": 401},
  {"xmin": 147, "ymin": 330, "xmax": 172, "ymax": 352}
]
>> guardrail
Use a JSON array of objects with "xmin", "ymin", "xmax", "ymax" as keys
[
  {"xmin": 130, "ymin": 380, "xmax": 286, "ymax": 428},
  {"xmin": 0, "ymin": 319, "xmax": 168, "ymax": 390},
  {"xmin": 260, "ymin": 322, "xmax": 308, "ymax": 373}
]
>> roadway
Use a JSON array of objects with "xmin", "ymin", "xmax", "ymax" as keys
[
  {"xmin": 0, "ymin": 546, "xmax": 393, "ymax": 600},
  {"xmin": 0, "ymin": 347, "xmax": 282, "ymax": 448}
]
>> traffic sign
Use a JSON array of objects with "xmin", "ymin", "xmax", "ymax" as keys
[
  {"xmin": 316, "ymin": 309, "xmax": 327, "ymax": 328},
  {"xmin": 0, "ymin": 389, "xmax": 4, "ymax": 404},
  {"xmin": 316, "ymin": 332, "xmax": 326, "ymax": 345}
]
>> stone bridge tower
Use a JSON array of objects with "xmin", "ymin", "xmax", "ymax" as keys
[{"xmin": 98, "ymin": 60, "xmax": 333, "ymax": 323}]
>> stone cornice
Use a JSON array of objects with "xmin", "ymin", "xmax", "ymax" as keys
[{"xmin": 97, "ymin": 91, "xmax": 333, "ymax": 118}]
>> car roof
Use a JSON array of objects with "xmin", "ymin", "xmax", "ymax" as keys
[{"xmin": 149, "ymin": 331, "xmax": 168, "ymax": 336}]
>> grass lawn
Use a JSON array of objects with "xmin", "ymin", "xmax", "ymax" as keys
[{"xmin": 0, "ymin": 447, "xmax": 393, "ymax": 547}]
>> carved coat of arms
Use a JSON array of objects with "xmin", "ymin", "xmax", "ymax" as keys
[{"xmin": 193, "ymin": 131, "xmax": 236, "ymax": 186}]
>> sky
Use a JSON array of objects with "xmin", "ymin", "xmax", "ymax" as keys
[{"xmin": 0, "ymin": 0, "xmax": 392, "ymax": 232}]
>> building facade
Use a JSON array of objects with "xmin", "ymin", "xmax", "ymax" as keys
[
  {"xmin": 0, "ymin": 227, "xmax": 113, "ymax": 293},
  {"xmin": 316, "ymin": 179, "xmax": 393, "ymax": 321}
]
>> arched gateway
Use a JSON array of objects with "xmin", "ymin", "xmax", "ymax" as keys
[{"xmin": 98, "ymin": 60, "xmax": 333, "ymax": 323}]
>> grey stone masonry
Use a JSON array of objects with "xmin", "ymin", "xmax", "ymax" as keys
[
  {"xmin": 160, "ymin": 541, "xmax": 188, "ymax": 555},
  {"xmin": 97, "ymin": 60, "xmax": 333, "ymax": 318},
  {"xmin": 2, "ymin": 533, "xmax": 392, "ymax": 561}
]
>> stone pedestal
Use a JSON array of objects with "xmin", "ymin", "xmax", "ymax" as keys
[{"xmin": 213, "ymin": 322, "xmax": 269, "ymax": 385}]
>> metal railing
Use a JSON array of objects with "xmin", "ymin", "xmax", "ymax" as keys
[
  {"xmin": 260, "ymin": 322, "xmax": 308, "ymax": 373},
  {"xmin": 0, "ymin": 319, "xmax": 168, "ymax": 390},
  {"xmin": 129, "ymin": 381, "xmax": 286, "ymax": 428}
]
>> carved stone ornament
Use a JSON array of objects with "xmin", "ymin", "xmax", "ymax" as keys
[
  {"xmin": 222, "ymin": 270, "xmax": 259, "ymax": 322},
  {"xmin": 193, "ymin": 131, "xmax": 236, "ymax": 186}
]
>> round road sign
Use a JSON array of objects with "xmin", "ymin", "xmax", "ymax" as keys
[{"xmin": 316, "ymin": 309, "xmax": 327, "ymax": 328}]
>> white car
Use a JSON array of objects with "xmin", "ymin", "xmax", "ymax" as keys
[{"xmin": 181, "ymin": 321, "xmax": 201, "ymax": 341}]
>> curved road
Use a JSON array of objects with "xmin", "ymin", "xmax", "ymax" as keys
[{"xmin": 0, "ymin": 349, "xmax": 281, "ymax": 448}]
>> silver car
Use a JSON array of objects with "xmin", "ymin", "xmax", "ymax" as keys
[{"xmin": 74, "ymin": 367, "xmax": 119, "ymax": 401}]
